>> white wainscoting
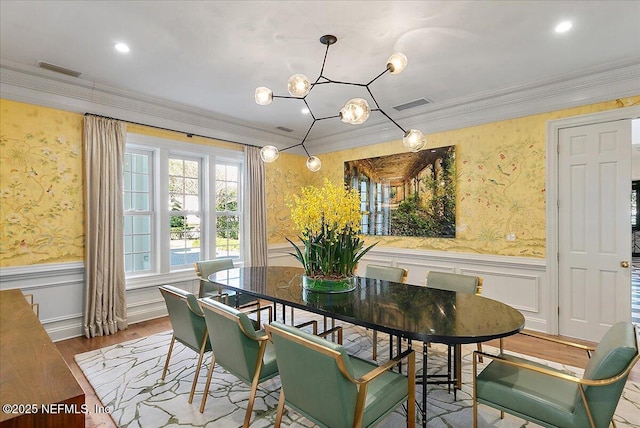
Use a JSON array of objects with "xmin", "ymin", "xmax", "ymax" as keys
[
  {"xmin": 0, "ymin": 247, "xmax": 548, "ymax": 341},
  {"xmin": 0, "ymin": 262, "xmax": 202, "ymax": 342},
  {"xmin": 268, "ymin": 244, "xmax": 549, "ymax": 332}
]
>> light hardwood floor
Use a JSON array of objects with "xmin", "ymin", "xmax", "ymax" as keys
[{"xmin": 56, "ymin": 315, "xmax": 639, "ymax": 428}]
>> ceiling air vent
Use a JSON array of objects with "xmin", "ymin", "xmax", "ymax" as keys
[
  {"xmin": 276, "ymin": 126, "xmax": 294, "ymax": 133},
  {"xmin": 392, "ymin": 98, "xmax": 431, "ymax": 111},
  {"xmin": 36, "ymin": 61, "xmax": 82, "ymax": 77}
]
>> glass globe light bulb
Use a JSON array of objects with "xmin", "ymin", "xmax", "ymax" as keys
[
  {"xmin": 387, "ymin": 53, "xmax": 408, "ymax": 74},
  {"xmin": 339, "ymin": 98, "xmax": 370, "ymax": 125},
  {"xmin": 260, "ymin": 145, "xmax": 280, "ymax": 162},
  {"xmin": 306, "ymin": 156, "xmax": 321, "ymax": 172},
  {"xmin": 403, "ymin": 129, "xmax": 426, "ymax": 152},
  {"xmin": 287, "ymin": 74, "xmax": 311, "ymax": 97},
  {"xmin": 255, "ymin": 87, "xmax": 273, "ymax": 105}
]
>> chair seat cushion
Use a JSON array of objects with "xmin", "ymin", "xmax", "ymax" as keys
[
  {"xmin": 476, "ymin": 354, "xmax": 579, "ymax": 427},
  {"xmin": 349, "ymin": 356, "xmax": 409, "ymax": 427}
]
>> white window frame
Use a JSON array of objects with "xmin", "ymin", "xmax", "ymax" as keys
[
  {"xmin": 123, "ymin": 148, "xmax": 155, "ymax": 274},
  {"xmin": 124, "ymin": 133, "xmax": 244, "ymax": 289}
]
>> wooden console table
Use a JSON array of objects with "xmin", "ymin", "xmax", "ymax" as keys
[{"xmin": 0, "ymin": 289, "xmax": 84, "ymax": 428}]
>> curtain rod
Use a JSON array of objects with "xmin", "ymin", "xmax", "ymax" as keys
[{"xmin": 84, "ymin": 112, "xmax": 262, "ymax": 149}]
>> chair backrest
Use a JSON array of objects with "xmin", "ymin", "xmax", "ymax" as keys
[
  {"xmin": 194, "ymin": 258, "xmax": 234, "ymax": 280},
  {"xmin": 577, "ymin": 321, "xmax": 639, "ymax": 427},
  {"xmin": 159, "ymin": 285, "xmax": 209, "ymax": 353},
  {"xmin": 363, "ymin": 264, "xmax": 407, "ymax": 283},
  {"xmin": 266, "ymin": 321, "xmax": 359, "ymax": 427},
  {"xmin": 198, "ymin": 297, "xmax": 264, "ymax": 384},
  {"xmin": 426, "ymin": 271, "xmax": 480, "ymax": 294}
]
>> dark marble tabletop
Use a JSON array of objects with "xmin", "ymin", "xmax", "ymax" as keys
[{"xmin": 208, "ymin": 266, "xmax": 525, "ymax": 344}]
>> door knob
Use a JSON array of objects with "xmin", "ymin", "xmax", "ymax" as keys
[{"xmin": 620, "ymin": 261, "xmax": 630, "ymax": 268}]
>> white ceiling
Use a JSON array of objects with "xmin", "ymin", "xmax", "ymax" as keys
[{"xmin": 1, "ymin": 1, "xmax": 639, "ymax": 153}]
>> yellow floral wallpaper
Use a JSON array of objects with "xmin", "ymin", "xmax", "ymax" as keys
[
  {"xmin": 265, "ymin": 96, "xmax": 640, "ymax": 258},
  {"xmin": 0, "ymin": 99, "xmax": 84, "ymax": 266},
  {"xmin": 1, "ymin": 95, "xmax": 638, "ymax": 267}
]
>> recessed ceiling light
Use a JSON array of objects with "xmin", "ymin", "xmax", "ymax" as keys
[
  {"xmin": 301, "ymin": 107, "xmax": 310, "ymax": 114},
  {"xmin": 555, "ymin": 20, "xmax": 573, "ymax": 33},
  {"xmin": 115, "ymin": 42, "xmax": 130, "ymax": 53}
]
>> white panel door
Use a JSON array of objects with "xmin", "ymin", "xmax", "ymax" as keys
[{"xmin": 558, "ymin": 120, "xmax": 632, "ymax": 341}]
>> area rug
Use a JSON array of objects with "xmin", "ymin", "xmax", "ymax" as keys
[{"xmin": 76, "ymin": 310, "xmax": 640, "ymax": 427}]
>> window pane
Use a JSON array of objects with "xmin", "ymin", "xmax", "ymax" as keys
[
  {"xmin": 170, "ymin": 194, "xmax": 185, "ymax": 211},
  {"xmin": 133, "ymin": 216, "xmax": 150, "ymax": 234},
  {"xmin": 123, "ymin": 171, "xmax": 131, "ymax": 191},
  {"xmin": 169, "ymin": 156, "xmax": 200, "ymax": 215},
  {"xmin": 185, "ymin": 178, "xmax": 198, "ymax": 195},
  {"xmin": 184, "ymin": 160, "xmax": 199, "ymax": 178},
  {"xmin": 134, "ymin": 253, "xmax": 150, "ymax": 271},
  {"xmin": 169, "ymin": 176, "xmax": 184, "ymax": 194},
  {"xmin": 184, "ymin": 195, "xmax": 199, "ymax": 211},
  {"xmin": 123, "ymin": 193, "xmax": 132, "ymax": 211},
  {"xmin": 132, "ymin": 173, "xmax": 148, "ymax": 192},
  {"xmin": 169, "ymin": 158, "xmax": 183, "ymax": 176},
  {"xmin": 133, "ymin": 153, "xmax": 149, "ymax": 173},
  {"xmin": 170, "ymin": 213, "xmax": 201, "ymax": 267},
  {"xmin": 132, "ymin": 193, "xmax": 149, "ymax": 211},
  {"xmin": 216, "ymin": 215, "xmax": 239, "ymax": 258},
  {"xmin": 123, "ymin": 153, "xmax": 132, "ymax": 173},
  {"xmin": 133, "ymin": 235, "xmax": 150, "ymax": 252},
  {"xmin": 124, "ymin": 212, "xmax": 151, "ymax": 274},
  {"xmin": 124, "ymin": 254, "xmax": 133, "ymax": 272}
]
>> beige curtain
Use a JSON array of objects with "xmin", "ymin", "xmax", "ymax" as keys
[
  {"xmin": 244, "ymin": 146, "xmax": 268, "ymax": 266},
  {"xmin": 83, "ymin": 115, "xmax": 128, "ymax": 338}
]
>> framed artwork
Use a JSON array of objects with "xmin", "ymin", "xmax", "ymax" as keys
[{"xmin": 344, "ymin": 145, "xmax": 455, "ymax": 237}]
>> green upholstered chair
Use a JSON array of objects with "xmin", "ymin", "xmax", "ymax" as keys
[
  {"xmin": 265, "ymin": 321, "xmax": 416, "ymax": 428},
  {"xmin": 362, "ymin": 264, "xmax": 408, "ymax": 360},
  {"xmin": 159, "ymin": 285, "xmax": 211, "ymax": 404},
  {"xmin": 194, "ymin": 259, "xmax": 261, "ymax": 318},
  {"xmin": 473, "ymin": 321, "xmax": 640, "ymax": 428},
  {"xmin": 425, "ymin": 271, "xmax": 484, "ymax": 391},
  {"xmin": 198, "ymin": 297, "xmax": 278, "ymax": 426}
]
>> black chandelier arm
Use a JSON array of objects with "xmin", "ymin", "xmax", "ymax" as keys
[
  {"xmin": 317, "ymin": 40, "xmax": 332, "ymax": 81},
  {"xmin": 280, "ymin": 142, "xmax": 304, "ymax": 152},
  {"xmin": 366, "ymin": 86, "xmax": 382, "ymax": 110},
  {"xmin": 299, "ymin": 119, "xmax": 318, "ymax": 148},
  {"xmin": 272, "ymin": 94, "xmax": 305, "ymax": 100},
  {"xmin": 366, "ymin": 66, "xmax": 392, "ymax": 87},
  {"xmin": 373, "ymin": 108, "xmax": 407, "ymax": 133}
]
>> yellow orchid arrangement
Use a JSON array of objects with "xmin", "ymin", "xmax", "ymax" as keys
[{"xmin": 286, "ymin": 179, "xmax": 376, "ymax": 280}]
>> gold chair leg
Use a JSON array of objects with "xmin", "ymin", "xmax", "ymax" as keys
[
  {"xmin": 161, "ymin": 335, "xmax": 176, "ymax": 380},
  {"xmin": 274, "ymin": 389, "xmax": 286, "ymax": 428},
  {"xmin": 189, "ymin": 337, "xmax": 209, "ymax": 404},
  {"xmin": 501, "ymin": 410, "xmax": 504, "ymax": 419},
  {"xmin": 199, "ymin": 353, "xmax": 217, "ymax": 413},
  {"xmin": 243, "ymin": 342, "xmax": 267, "ymax": 427}
]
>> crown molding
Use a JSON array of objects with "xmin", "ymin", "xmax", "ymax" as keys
[
  {"xmin": 314, "ymin": 57, "xmax": 640, "ymax": 153},
  {"xmin": 2, "ymin": 58, "xmax": 639, "ymax": 154},
  {"xmin": 0, "ymin": 59, "xmax": 299, "ymax": 148}
]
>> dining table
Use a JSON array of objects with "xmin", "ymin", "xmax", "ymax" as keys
[{"xmin": 208, "ymin": 265, "xmax": 526, "ymax": 427}]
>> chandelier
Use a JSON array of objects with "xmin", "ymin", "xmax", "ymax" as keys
[{"xmin": 255, "ymin": 34, "xmax": 426, "ymax": 172}]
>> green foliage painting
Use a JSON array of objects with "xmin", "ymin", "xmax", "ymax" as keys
[{"xmin": 344, "ymin": 146, "xmax": 456, "ymax": 238}]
